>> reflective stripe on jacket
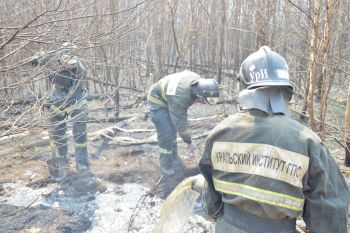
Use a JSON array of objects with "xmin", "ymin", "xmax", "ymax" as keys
[
  {"xmin": 199, "ymin": 109, "xmax": 350, "ymax": 233},
  {"xmin": 50, "ymin": 98, "xmax": 88, "ymax": 117},
  {"xmin": 147, "ymin": 70, "xmax": 200, "ymax": 142}
]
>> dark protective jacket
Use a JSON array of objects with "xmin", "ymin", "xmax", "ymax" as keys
[
  {"xmin": 48, "ymin": 62, "xmax": 87, "ymax": 108},
  {"xmin": 36, "ymin": 52, "xmax": 86, "ymax": 112},
  {"xmin": 147, "ymin": 70, "xmax": 201, "ymax": 143},
  {"xmin": 43, "ymin": 53, "xmax": 85, "ymax": 90},
  {"xmin": 199, "ymin": 109, "xmax": 350, "ymax": 233},
  {"xmin": 35, "ymin": 52, "xmax": 87, "ymax": 107},
  {"xmin": 33, "ymin": 52, "xmax": 89, "ymax": 173}
]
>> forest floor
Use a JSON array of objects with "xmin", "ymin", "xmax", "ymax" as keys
[{"xmin": 0, "ymin": 91, "xmax": 349, "ymax": 233}]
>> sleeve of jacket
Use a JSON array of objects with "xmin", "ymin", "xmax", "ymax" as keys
[
  {"xmin": 77, "ymin": 63, "xmax": 86, "ymax": 78},
  {"xmin": 40, "ymin": 52, "xmax": 58, "ymax": 67},
  {"xmin": 167, "ymin": 97, "xmax": 192, "ymax": 144},
  {"xmin": 74, "ymin": 63, "xmax": 86, "ymax": 82},
  {"xmin": 198, "ymin": 137, "xmax": 223, "ymax": 219},
  {"xmin": 303, "ymin": 143, "xmax": 350, "ymax": 233}
]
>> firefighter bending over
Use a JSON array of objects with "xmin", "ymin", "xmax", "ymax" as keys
[
  {"xmin": 199, "ymin": 46, "xmax": 350, "ymax": 233},
  {"xmin": 147, "ymin": 70, "xmax": 219, "ymax": 177}
]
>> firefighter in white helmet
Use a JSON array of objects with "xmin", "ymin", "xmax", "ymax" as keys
[{"xmin": 198, "ymin": 46, "xmax": 350, "ymax": 233}]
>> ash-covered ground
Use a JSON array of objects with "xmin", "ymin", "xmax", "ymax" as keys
[{"xmin": 0, "ymin": 91, "xmax": 349, "ymax": 233}]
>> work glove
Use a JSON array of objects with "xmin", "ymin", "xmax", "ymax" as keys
[
  {"xmin": 187, "ymin": 142, "xmax": 197, "ymax": 153},
  {"xmin": 30, "ymin": 51, "xmax": 46, "ymax": 66},
  {"xmin": 141, "ymin": 111, "xmax": 149, "ymax": 121},
  {"xmin": 31, "ymin": 57, "xmax": 39, "ymax": 66},
  {"xmin": 191, "ymin": 174, "xmax": 205, "ymax": 193},
  {"xmin": 179, "ymin": 129, "xmax": 192, "ymax": 144}
]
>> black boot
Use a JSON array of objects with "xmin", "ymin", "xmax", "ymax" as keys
[
  {"xmin": 160, "ymin": 154, "xmax": 175, "ymax": 177},
  {"xmin": 47, "ymin": 156, "xmax": 69, "ymax": 182},
  {"xmin": 345, "ymin": 153, "xmax": 350, "ymax": 167}
]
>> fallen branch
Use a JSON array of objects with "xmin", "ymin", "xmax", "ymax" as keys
[
  {"xmin": 87, "ymin": 115, "xmax": 137, "ymax": 123},
  {"xmin": 2, "ymin": 117, "xmax": 141, "ymax": 144},
  {"xmin": 0, "ymin": 130, "xmax": 43, "ymax": 145},
  {"xmin": 108, "ymin": 132, "xmax": 209, "ymax": 146},
  {"xmin": 0, "ymin": 138, "xmax": 52, "ymax": 157},
  {"xmin": 0, "ymin": 116, "xmax": 144, "ymax": 156},
  {"xmin": 89, "ymin": 116, "xmax": 147, "ymax": 142},
  {"xmin": 85, "ymin": 78, "xmax": 144, "ymax": 93},
  {"xmin": 0, "ymin": 114, "xmax": 211, "ymax": 156},
  {"xmin": 127, "ymin": 176, "xmax": 163, "ymax": 232}
]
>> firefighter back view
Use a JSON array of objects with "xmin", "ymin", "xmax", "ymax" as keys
[
  {"xmin": 199, "ymin": 46, "xmax": 350, "ymax": 233},
  {"xmin": 32, "ymin": 42, "xmax": 94, "ymax": 194}
]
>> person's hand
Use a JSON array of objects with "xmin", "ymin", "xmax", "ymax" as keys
[
  {"xmin": 30, "ymin": 51, "xmax": 45, "ymax": 66},
  {"xmin": 30, "ymin": 56, "xmax": 39, "ymax": 66},
  {"xmin": 188, "ymin": 142, "xmax": 197, "ymax": 153}
]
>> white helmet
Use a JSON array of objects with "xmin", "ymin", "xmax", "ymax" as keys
[
  {"xmin": 60, "ymin": 42, "xmax": 77, "ymax": 54},
  {"xmin": 59, "ymin": 55, "xmax": 79, "ymax": 69}
]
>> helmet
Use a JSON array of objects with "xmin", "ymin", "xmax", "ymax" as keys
[
  {"xmin": 58, "ymin": 42, "xmax": 79, "ymax": 68},
  {"xmin": 192, "ymin": 79, "xmax": 220, "ymax": 105},
  {"xmin": 237, "ymin": 46, "xmax": 292, "ymax": 90},
  {"xmin": 60, "ymin": 42, "xmax": 77, "ymax": 54},
  {"xmin": 59, "ymin": 55, "xmax": 79, "ymax": 69}
]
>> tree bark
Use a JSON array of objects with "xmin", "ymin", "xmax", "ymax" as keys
[
  {"xmin": 217, "ymin": 0, "xmax": 226, "ymax": 84},
  {"xmin": 345, "ymin": 80, "xmax": 350, "ymax": 166},
  {"xmin": 154, "ymin": 1, "xmax": 165, "ymax": 80},
  {"xmin": 306, "ymin": 0, "xmax": 321, "ymax": 130},
  {"xmin": 319, "ymin": 0, "xmax": 332, "ymax": 137}
]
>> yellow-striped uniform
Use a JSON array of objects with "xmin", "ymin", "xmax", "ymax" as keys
[
  {"xmin": 46, "ymin": 60, "xmax": 89, "ymax": 173},
  {"xmin": 199, "ymin": 109, "xmax": 350, "ymax": 233},
  {"xmin": 147, "ymin": 70, "xmax": 200, "ymax": 175}
]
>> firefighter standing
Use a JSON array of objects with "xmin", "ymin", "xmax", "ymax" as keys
[
  {"xmin": 199, "ymin": 46, "xmax": 350, "ymax": 233},
  {"xmin": 147, "ymin": 70, "xmax": 220, "ymax": 177},
  {"xmin": 32, "ymin": 43, "xmax": 90, "ymax": 184}
]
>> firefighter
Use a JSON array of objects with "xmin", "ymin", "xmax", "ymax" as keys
[
  {"xmin": 32, "ymin": 42, "xmax": 91, "ymax": 185},
  {"xmin": 147, "ymin": 70, "xmax": 220, "ymax": 177},
  {"xmin": 198, "ymin": 46, "xmax": 350, "ymax": 233}
]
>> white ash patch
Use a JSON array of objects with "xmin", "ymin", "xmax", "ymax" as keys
[
  {"xmin": 89, "ymin": 182, "xmax": 214, "ymax": 233},
  {"xmin": 0, "ymin": 180, "xmax": 214, "ymax": 233}
]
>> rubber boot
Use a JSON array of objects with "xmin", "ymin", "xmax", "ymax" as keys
[
  {"xmin": 160, "ymin": 154, "xmax": 175, "ymax": 177},
  {"xmin": 48, "ymin": 156, "xmax": 68, "ymax": 182},
  {"xmin": 54, "ymin": 156, "xmax": 69, "ymax": 182},
  {"xmin": 57, "ymin": 157, "xmax": 69, "ymax": 181}
]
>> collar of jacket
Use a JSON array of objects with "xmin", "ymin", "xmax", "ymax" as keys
[{"xmin": 241, "ymin": 108, "xmax": 269, "ymax": 117}]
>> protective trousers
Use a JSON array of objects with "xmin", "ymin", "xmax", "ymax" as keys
[
  {"xmin": 48, "ymin": 97, "xmax": 89, "ymax": 174},
  {"xmin": 150, "ymin": 108, "xmax": 178, "ymax": 176}
]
